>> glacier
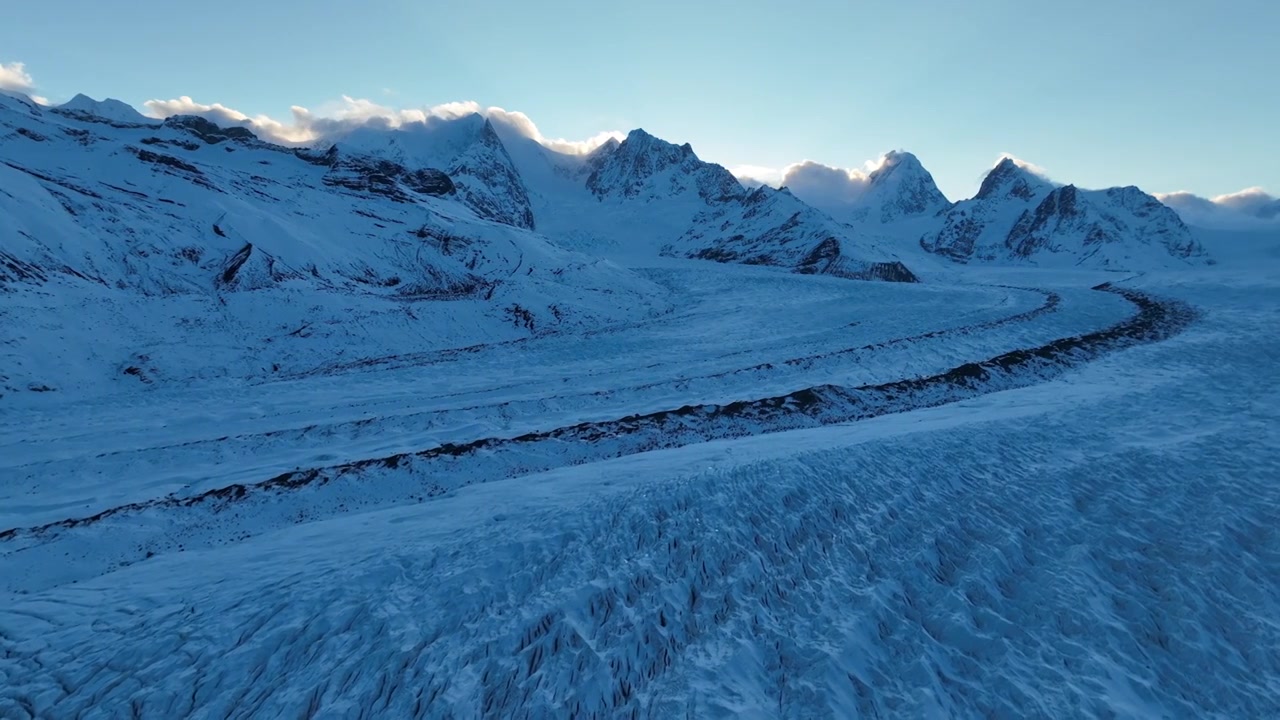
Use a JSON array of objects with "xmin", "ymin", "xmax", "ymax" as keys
[{"xmin": 1, "ymin": 91, "xmax": 1278, "ymax": 718}]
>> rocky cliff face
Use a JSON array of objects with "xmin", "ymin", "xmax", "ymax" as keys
[{"xmin": 584, "ymin": 129, "xmax": 744, "ymax": 204}]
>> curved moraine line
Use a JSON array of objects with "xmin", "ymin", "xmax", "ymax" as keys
[{"xmin": 0, "ymin": 284, "xmax": 1193, "ymax": 545}]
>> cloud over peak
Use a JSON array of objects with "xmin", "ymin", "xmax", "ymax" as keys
[
  {"xmin": 142, "ymin": 94, "xmax": 622, "ymax": 155},
  {"xmin": 0, "ymin": 60, "xmax": 49, "ymax": 105},
  {"xmin": 731, "ymin": 152, "xmax": 918, "ymax": 209}
]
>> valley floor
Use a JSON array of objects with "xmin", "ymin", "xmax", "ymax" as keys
[{"xmin": 1, "ymin": 261, "xmax": 1277, "ymax": 718}]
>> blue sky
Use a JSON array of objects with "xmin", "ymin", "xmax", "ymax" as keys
[{"xmin": 1, "ymin": 0, "xmax": 1275, "ymax": 200}]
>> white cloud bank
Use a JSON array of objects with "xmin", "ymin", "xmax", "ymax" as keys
[
  {"xmin": 0, "ymin": 61, "xmax": 34, "ymax": 93},
  {"xmin": 731, "ymin": 155, "xmax": 899, "ymax": 206},
  {"xmin": 143, "ymin": 95, "xmax": 623, "ymax": 155},
  {"xmin": 0, "ymin": 61, "xmax": 49, "ymax": 104},
  {"xmin": 1156, "ymin": 188, "xmax": 1280, "ymax": 229}
]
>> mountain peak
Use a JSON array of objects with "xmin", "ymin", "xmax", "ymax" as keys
[
  {"xmin": 871, "ymin": 150, "xmax": 924, "ymax": 177},
  {"xmin": 861, "ymin": 150, "xmax": 950, "ymax": 221},
  {"xmin": 163, "ymin": 114, "xmax": 259, "ymax": 144},
  {"xmin": 976, "ymin": 157, "xmax": 1051, "ymax": 201},
  {"xmin": 866, "ymin": 151, "xmax": 930, "ymax": 189},
  {"xmin": 55, "ymin": 93, "xmax": 156, "ymax": 125},
  {"xmin": 586, "ymin": 128, "xmax": 742, "ymax": 203}
]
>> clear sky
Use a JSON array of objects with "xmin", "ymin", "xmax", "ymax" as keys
[{"xmin": 2, "ymin": 0, "xmax": 1275, "ymax": 200}]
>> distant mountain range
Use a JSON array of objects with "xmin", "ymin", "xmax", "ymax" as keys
[
  {"xmin": 0, "ymin": 89, "xmax": 1225, "ymax": 397},
  {"xmin": 1, "ymin": 90, "xmax": 1211, "ymax": 295},
  {"xmin": 921, "ymin": 158, "xmax": 1204, "ymax": 268}
]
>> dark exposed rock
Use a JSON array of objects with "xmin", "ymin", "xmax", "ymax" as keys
[
  {"xmin": 127, "ymin": 146, "xmax": 202, "ymax": 174},
  {"xmin": 0, "ymin": 251, "xmax": 48, "ymax": 284},
  {"xmin": 1005, "ymin": 185, "xmax": 1085, "ymax": 257},
  {"xmin": 219, "ymin": 243, "xmax": 254, "ymax": 285},
  {"xmin": 140, "ymin": 136, "xmax": 201, "ymax": 151},
  {"xmin": 403, "ymin": 168, "xmax": 456, "ymax": 196},
  {"xmin": 1, "ymin": 287, "xmax": 1195, "ymax": 545},
  {"xmin": 162, "ymin": 115, "xmax": 259, "ymax": 145},
  {"xmin": 681, "ymin": 185, "xmax": 918, "ymax": 283},
  {"xmin": 321, "ymin": 151, "xmax": 456, "ymax": 202},
  {"xmin": 795, "ymin": 237, "xmax": 841, "ymax": 273}
]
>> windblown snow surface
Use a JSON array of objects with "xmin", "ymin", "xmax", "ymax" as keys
[
  {"xmin": 3, "ymin": 252, "xmax": 1279, "ymax": 717},
  {"xmin": 2, "ymin": 96, "xmax": 1279, "ymax": 718}
]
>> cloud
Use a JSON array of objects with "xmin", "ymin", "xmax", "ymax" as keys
[
  {"xmin": 142, "ymin": 94, "xmax": 621, "ymax": 155},
  {"xmin": 0, "ymin": 60, "xmax": 49, "ymax": 104},
  {"xmin": 777, "ymin": 160, "xmax": 875, "ymax": 209},
  {"xmin": 1156, "ymin": 187, "xmax": 1280, "ymax": 229},
  {"xmin": 483, "ymin": 108, "xmax": 624, "ymax": 155},
  {"xmin": 732, "ymin": 153, "xmax": 921, "ymax": 211},
  {"xmin": 0, "ymin": 61, "xmax": 34, "ymax": 93},
  {"xmin": 729, "ymin": 165, "xmax": 784, "ymax": 188}
]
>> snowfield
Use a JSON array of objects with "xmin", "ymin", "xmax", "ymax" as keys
[
  {"xmin": 2, "ymin": 91, "xmax": 1279, "ymax": 718},
  {"xmin": 3, "ymin": 260, "xmax": 1278, "ymax": 718}
]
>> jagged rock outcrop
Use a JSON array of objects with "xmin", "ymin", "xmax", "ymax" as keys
[
  {"xmin": 321, "ymin": 150, "xmax": 455, "ymax": 202},
  {"xmin": 162, "ymin": 115, "xmax": 258, "ymax": 145},
  {"xmin": 585, "ymin": 129, "xmax": 744, "ymax": 204}
]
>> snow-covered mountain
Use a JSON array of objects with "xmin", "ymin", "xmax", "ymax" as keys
[
  {"xmin": 679, "ymin": 185, "xmax": 918, "ymax": 282},
  {"xmin": 787, "ymin": 151, "xmax": 951, "ymax": 226},
  {"xmin": 54, "ymin": 93, "xmax": 159, "ymax": 126},
  {"xmin": 855, "ymin": 151, "xmax": 951, "ymax": 223},
  {"xmin": 583, "ymin": 128, "xmax": 743, "ymax": 204},
  {"xmin": 324, "ymin": 113, "xmax": 535, "ymax": 229},
  {"xmin": 0, "ymin": 92, "xmax": 666, "ymax": 398},
  {"xmin": 921, "ymin": 158, "xmax": 1205, "ymax": 269},
  {"xmin": 490, "ymin": 124, "xmax": 918, "ymax": 278}
]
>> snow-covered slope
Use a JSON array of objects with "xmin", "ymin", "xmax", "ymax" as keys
[
  {"xmin": 0, "ymin": 96, "xmax": 666, "ymax": 399},
  {"xmin": 922, "ymin": 158, "xmax": 1206, "ymax": 269}
]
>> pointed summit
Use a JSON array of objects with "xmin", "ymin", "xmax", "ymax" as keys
[
  {"xmin": 861, "ymin": 150, "xmax": 950, "ymax": 222},
  {"xmin": 924, "ymin": 157, "xmax": 1204, "ymax": 268},
  {"xmin": 976, "ymin": 157, "xmax": 1052, "ymax": 201},
  {"xmin": 585, "ymin": 127, "xmax": 742, "ymax": 202},
  {"xmin": 867, "ymin": 151, "xmax": 926, "ymax": 184}
]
